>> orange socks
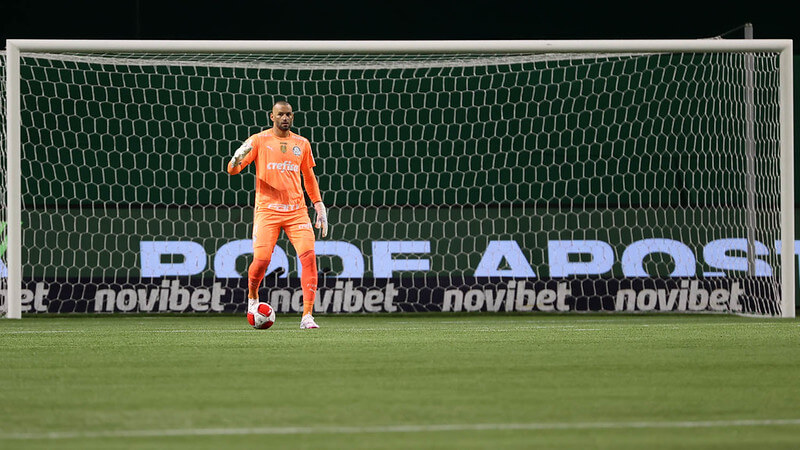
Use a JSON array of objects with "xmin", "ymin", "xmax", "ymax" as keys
[
  {"xmin": 249, "ymin": 252, "xmax": 317, "ymax": 316},
  {"xmin": 299, "ymin": 250, "xmax": 318, "ymax": 316},
  {"xmin": 247, "ymin": 258, "xmax": 271, "ymax": 298}
]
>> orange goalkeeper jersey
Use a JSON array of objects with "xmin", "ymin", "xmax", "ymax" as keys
[{"xmin": 227, "ymin": 129, "xmax": 322, "ymax": 212}]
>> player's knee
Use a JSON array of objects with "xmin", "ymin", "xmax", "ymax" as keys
[
  {"xmin": 299, "ymin": 250, "xmax": 316, "ymax": 265},
  {"xmin": 299, "ymin": 250, "xmax": 317, "ymax": 279},
  {"xmin": 248, "ymin": 258, "xmax": 271, "ymax": 279},
  {"xmin": 253, "ymin": 246, "xmax": 273, "ymax": 261}
]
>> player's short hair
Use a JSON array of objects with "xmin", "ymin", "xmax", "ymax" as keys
[{"xmin": 273, "ymin": 100, "xmax": 292, "ymax": 109}]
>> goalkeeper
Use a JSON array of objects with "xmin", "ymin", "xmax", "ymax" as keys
[{"xmin": 227, "ymin": 101, "xmax": 328, "ymax": 329}]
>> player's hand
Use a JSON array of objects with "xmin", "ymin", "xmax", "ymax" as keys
[{"xmin": 314, "ymin": 202, "xmax": 328, "ymax": 238}]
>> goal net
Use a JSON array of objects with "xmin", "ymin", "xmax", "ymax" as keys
[{"xmin": 0, "ymin": 40, "xmax": 794, "ymax": 317}]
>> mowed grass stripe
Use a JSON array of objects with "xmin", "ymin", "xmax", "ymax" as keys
[
  {"xmin": 0, "ymin": 316, "xmax": 794, "ymax": 335},
  {"xmin": 3, "ymin": 418, "xmax": 800, "ymax": 440}
]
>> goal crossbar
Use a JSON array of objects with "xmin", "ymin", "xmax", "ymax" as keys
[{"xmin": 5, "ymin": 39, "xmax": 796, "ymax": 54}]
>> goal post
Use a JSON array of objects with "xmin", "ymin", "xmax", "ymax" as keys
[
  {"xmin": 779, "ymin": 45, "xmax": 796, "ymax": 319},
  {"xmin": 1, "ymin": 39, "xmax": 795, "ymax": 318}
]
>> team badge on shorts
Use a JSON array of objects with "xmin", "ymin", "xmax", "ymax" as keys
[{"xmin": 293, "ymin": 146, "xmax": 302, "ymax": 156}]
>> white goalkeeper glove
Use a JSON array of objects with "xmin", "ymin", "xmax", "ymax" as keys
[
  {"xmin": 314, "ymin": 202, "xmax": 328, "ymax": 238},
  {"xmin": 229, "ymin": 140, "xmax": 253, "ymax": 168}
]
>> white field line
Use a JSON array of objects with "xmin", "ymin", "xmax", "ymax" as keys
[
  {"xmin": 2, "ymin": 418, "xmax": 800, "ymax": 440},
  {"xmin": 0, "ymin": 327, "xmax": 604, "ymax": 335},
  {"xmin": 0, "ymin": 321, "xmax": 795, "ymax": 335}
]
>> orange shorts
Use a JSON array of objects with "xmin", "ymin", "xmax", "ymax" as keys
[{"xmin": 252, "ymin": 207, "xmax": 315, "ymax": 257}]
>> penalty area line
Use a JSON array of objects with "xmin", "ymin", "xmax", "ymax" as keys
[{"xmin": 4, "ymin": 418, "xmax": 800, "ymax": 440}]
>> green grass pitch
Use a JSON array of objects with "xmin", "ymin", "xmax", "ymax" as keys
[{"xmin": 1, "ymin": 313, "xmax": 799, "ymax": 449}]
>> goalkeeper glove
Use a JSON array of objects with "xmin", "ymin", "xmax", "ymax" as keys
[
  {"xmin": 230, "ymin": 141, "xmax": 253, "ymax": 168},
  {"xmin": 314, "ymin": 202, "xmax": 328, "ymax": 238}
]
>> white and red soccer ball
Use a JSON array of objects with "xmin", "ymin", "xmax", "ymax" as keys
[{"xmin": 247, "ymin": 302, "xmax": 276, "ymax": 329}]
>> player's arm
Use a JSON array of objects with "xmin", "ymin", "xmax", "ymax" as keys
[
  {"xmin": 301, "ymin": 164, "xmax": 328, "ymax": 238},
  {"xmin": 226, "ymin": 138, "xmax": 256, "ymax": 175}
]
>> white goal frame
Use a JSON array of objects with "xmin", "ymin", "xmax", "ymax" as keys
[{"xmin": 3, "ymin": 39, "xmax": 795, "ymax": 318}]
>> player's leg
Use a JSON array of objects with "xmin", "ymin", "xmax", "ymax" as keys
[
  {"xmin": 248, "ymin": 211, "xmax": 281, "ymax": 312},
  {"xmin": 283, "ymin": 209, "xmax": 319, "ymax": 328}
]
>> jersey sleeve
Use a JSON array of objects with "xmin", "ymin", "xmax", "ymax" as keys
[
  {"xmin": 301, "ymin": 139, "xmax": 316, "ymax": 169},
  {"xmin": 301, "ymin": 140, "xmax": 322, "ymax": 204}
]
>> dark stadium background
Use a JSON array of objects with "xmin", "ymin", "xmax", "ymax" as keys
[{"xmin": 1, "ymin": 0, "xmax": 798, "ymax": 45}]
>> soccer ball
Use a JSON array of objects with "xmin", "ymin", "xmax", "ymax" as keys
[{"xmin": 247, "ymin": 302, "xmax": 276, "ymax": 329}]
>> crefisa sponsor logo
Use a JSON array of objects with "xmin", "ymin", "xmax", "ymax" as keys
[{"xmin": 266, "ymin": 160, "xmax": 300, "ymax": 172}]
